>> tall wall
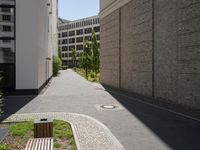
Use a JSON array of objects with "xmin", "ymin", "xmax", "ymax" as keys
[
  {"xmin": 16, "ymin": 0, "xmax": 39, "ymax": 89},
  {"xmin": 100, "ymin": 0, "xmax": 200, "ymax": 109},
  {"xmin": 100, "ymin": 9, "xmax": 120, "ymax": 87},
  {"xmin": 16, "ymin": 0, "xmax": 57, "ymax": 90},
  {"xmin": 121, "ymin": 0, "xmax": 153, "ymax": 97}
]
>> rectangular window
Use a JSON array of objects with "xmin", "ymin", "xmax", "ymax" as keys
[
  {"xmin": 76, "ymin": 45, "xmax": 83, "ymax": 50},
  {"xmin": 62, "ymin": 32, "xmax": 67, "ymax": 37},
  {"xmin": 69, "ymin": 46, "xmax": 75, "ymax": 51},
  {"xmin": 94, "ymin": 26, "xmax": 100, "ymax": 32},
  {"xmin": 69, "ymin": 38, "xmax": 75, "ymax": 44},
  {"xmin": 3, "ymin": 25, "xmax": 11, "ymax": 32},
  {"xmin": 2, "ymin": 39, "xmax": 11, "ymax": 43},
  {"xmin": 2, "ymin": 15, "xmax": 11, "ymax": 21},
  {"xmin": 62, "ymin": 53, "xmax": 65, "ymax": 58},
  {"xmin": 97, "ymin": 34, "xmax": 100, "ymax": 40},
  {"xmin": 1, "ymin": 7, "xmax": 11, "ymax": 12},
  {"xmin": 85, "ymin": 36, "xmax": 91, "ymax": 41},
  {"xmin": 62, "ymin": 46, "xmax": 68, "ymax": 51},
  {"xmin": 85, "ymin": 28, "xmax": 92, "ymax": 34},
  {"xmin": 62, "ymin": 39, "xmax": 67, "ymax": 44},
  {"xmin": 69, "ymin": 31, "xmax": 75, "ymax": 36},
  {"xmin": 76, "ymin": 37, "xmax": 83, "ymax": 43},
  {"xmin": 76, "ymin": 29, "xmax": 83, "ymax": 35}
]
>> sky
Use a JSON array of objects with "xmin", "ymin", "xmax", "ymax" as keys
[{"xmin": 58, "ymin": 0, "xmax": 99, "ymax": 21}]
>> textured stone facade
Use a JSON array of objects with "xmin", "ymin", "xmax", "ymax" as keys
[
  {"xmin": 121, "ymin": 0, "xmax": 153, "ymax": 97},
  {"xmin": 100, "ymin": 0, "xmax": 200, "ymax": 109},
  {"xmin": 100, "ymin": 9, "xmax": 120, "ymax": 87}
]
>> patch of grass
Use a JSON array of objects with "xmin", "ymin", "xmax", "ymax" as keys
[
  {"xmin": 53, "ymin": 120, "xmax": 77, "ymax": 149},
  {"xmin": 53, "ymin": 142, "xmax": 61, "ymax": 148},
  {"xmin": 0, "ymin": 143, "xmax": 11, "ymax": 150},
  {"xmin": 75, "ymin": 68, "xmax": 100, "ymax": 82},
  {"xmin": 0, "ymin": 120, "xmax": 77, "ymax": 150},
  {"xmin": 9, "ymin": 122, "xmax": 33, "ymax": 137}
]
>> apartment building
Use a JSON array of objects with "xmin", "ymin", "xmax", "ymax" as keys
[
  {"xmin": 58, "ymin": 16, "xmax": 100, "ymax": 67},
  {"xmin": 0, "ymin": 0, "xmax": 58, "ymax": 94},
  {"xmin": 100, "ymin": 0, "xmax": 200, "ymax": 109}
]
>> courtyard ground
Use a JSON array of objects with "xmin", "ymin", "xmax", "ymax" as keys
[{"xmin": 2, "ymin": 69, "xmax": 200, "ymax": 150}]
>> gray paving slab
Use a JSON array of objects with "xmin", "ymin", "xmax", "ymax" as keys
[
  {"xmin": 0, "ymin": 128, "xmax": 8, "ymax": 142},
  {"xmin": 2, "ymin": 69, "xmax": 200, "ymax": 150}
]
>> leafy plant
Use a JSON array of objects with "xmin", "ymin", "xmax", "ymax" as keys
[
  {"xmin": 77, "ymin": 31, "xmax": 100, "ymax": 81},
  {"xmin": 91, "ymin": 31, "xmax": 100, "ymax": 74},
  {"xmin": 0, "ymin": 144, "xmax": 11, "ymax": 150},
  {"xmin": 53, "ymin": 56, "xmax": 62, "ymax": 76},
  {"xmin": 72, "ymin": 48, "xmax": 77, "ymax": 69},
  {"xmin": 9, "ymin": 122, "xmax": 33, "ymax": 137}
]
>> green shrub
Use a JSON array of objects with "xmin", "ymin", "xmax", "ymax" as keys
[
  {"xmin": 61, "ymin": 66, "xmax": 67, "ymax": 70},
  {"xmin": 53, "ymin": 56, "xmax": 62, "ymax": 76},
  {"xmin": 0, "ymin": 144, "xmax": 10, "ymax": 150}
]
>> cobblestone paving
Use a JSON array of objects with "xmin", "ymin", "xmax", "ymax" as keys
[{"xmin": 3, "ymin": 112, "xmax": 125, "ymax": 150}]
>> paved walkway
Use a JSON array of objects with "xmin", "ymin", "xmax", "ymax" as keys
[{"xmin": 3, "ymin": 69, "xmax": 200, "ymax": 150}]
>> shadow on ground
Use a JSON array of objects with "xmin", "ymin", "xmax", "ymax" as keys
[
  {"xmin": 0, "ymin": 95, "xmax": 36, "ymax": 121},
  {"xmin": 103, "ymin": 85, "xmax": 200, "ymax": 150}
]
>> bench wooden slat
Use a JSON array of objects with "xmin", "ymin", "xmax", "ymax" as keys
[{"xmin": 25, "ymin": 138, "xmax": 53, "ymax": 150}]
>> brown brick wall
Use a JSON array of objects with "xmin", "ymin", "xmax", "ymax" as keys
[
  {"xmin": 121, "ymin": 0, "xmax": 153, "ymax": 97},
  {"xmin": 100, "ymin": 9, "xmax": 120, "ymax": 87},
  {"xmin": 100, "ymin": 0, "xmax": 200, "ymax": 109}
]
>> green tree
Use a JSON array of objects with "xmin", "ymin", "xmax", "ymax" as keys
[
  {"xmin": 53, "ymin": 56, "xmax": 62, "ymax": 76},
  {"xmin": 72, "ymin": 48, "xmax": 77, "ymax": 69},
  {"xmin": 78, "ymin": 42, "xmax": 92, "ymax": 79},
  {"xmin": 91, "ymin": 31, "xmax": 100, "ymax": 74},
  {"xmin": 58, "ymin": 47, "xmax": 62, "ymax": 60}
]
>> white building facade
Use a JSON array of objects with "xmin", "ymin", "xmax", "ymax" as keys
[
  {"xmin": 0, "ymin": 0, "xmax": 58, "ymax": 94},
  {"xmin": 58, "ymin": 16, "xmax": 100, "ymax": 67}
]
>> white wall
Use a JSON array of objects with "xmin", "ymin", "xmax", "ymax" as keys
[
  {"xmin": 16, "ymin": 0, "xmax": 38, "ymax": 89},
  {"xmin": 16, "ymin": 0, "xmax": 57, "ymax": 90}
]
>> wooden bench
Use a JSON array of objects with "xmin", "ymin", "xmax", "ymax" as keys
[{"xmin": 25, "ymin": 138, "xmax": 53, "ymax": 150}]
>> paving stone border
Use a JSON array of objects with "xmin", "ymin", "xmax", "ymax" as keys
[{"xmin": 2, "ymin": 112, "xmax": 125, "ymax": 150}]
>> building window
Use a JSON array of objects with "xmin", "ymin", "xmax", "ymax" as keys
[
  {"xmin": 62, "ymin": 46, "xmax": 68, "ymax": 51},
  {"xmin": 2, "ymin": 39, "xmax": 11, "ymax": 43},
  {"xmin": 69, "ymin": 46, "xmax": 75, "ymax": 51},
  {"xmin": 85, "ymin": 36, "xmax": 91, "ymax": 41},
  {"xmin": 62, "ymin": 32, "xmax": 67, "ymax": 37},
  {"xmin": 94, "ymin": 26, "xmax": 100, "ymax": 32},
  {"xmin": 76, "ymin": 29, "xmax": 83, "ymax": 35},
  {"xmin": 85, "ymin": 28, "xmax": 92, "ymax": 34},
  {"xmin": 76, "ymin": 37, "xmax": 83, "ymax": 43},
  {"xmin": 62, "ymin": 39, "xmax": 68, "ymax": 44},
  {"xmin": 76, "ymin": 45, "xmax": 83, "ymax": 50},
  {"xmin": 69, "ymin": 31, "xmax": 75, "ymax": 36},
  {"xmin": 2, "ymin": 26, "xmax": 11, "ymax": 32},
  {"xmin": 97, "ymin": 35, "xmax": 100, "ymax": 40},
  {"xmin": 69, "ymin": 38, "xmax": 75, "ymax": 44},
  {"xmin": 2, "ymin": 15, "xmax": 11, "ymax": 21},
  {"xmin": 62, "ymin": 53, "xmax": 64, "ymax": 57},
  {"xmin": 1, "ymin": 7, "xmax": 11, "ymax": 12}
]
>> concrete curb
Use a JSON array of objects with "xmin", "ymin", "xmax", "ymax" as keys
[{"xmin": 2, "ymin": 112, "xmax": 125, "ymax": 150}]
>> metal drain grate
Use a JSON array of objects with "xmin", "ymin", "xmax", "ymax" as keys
[{"xmin": 100, "ymin": 105, "xmax": 117, "ymax": 109}]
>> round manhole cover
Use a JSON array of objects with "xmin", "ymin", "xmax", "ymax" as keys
[{"xmin": 101, "ymin": 105, "xmax": 117, "ymax": 109}]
